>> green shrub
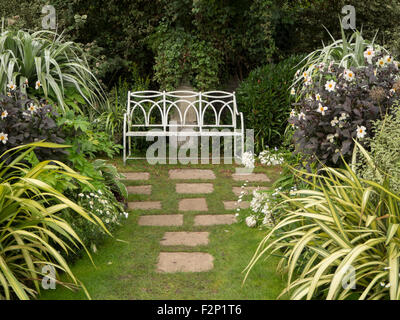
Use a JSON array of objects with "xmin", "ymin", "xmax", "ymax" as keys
[
  {"xmin": 57, "ymin": 110, "xmax": 121, "ymax": 161},
  {"xmin": 269, "ymin": 1, "xmax": 400, "ymax": 59},
  {"xmin": 56, "ymin": 109, "xmax": 126, "ymax": 198},
  {"xmin": 61, "ymin": 186, "xmax": 128, "ymax": 257},
  {"xmin": 359, "ymin": 103, "xmax": 400, "ymax": 194},
  {"xmin": 22, "ymin": 112, "xmax": 128, "ymax": 262},
  {"xmin": 236, "ymin": 55, "xmax": 304, "ymax": 152},
  {"xmin": 245, "ymin": 143, "xmax": 400, "ymax": 300},
  {"xmin": 97, "ymin": 67, "xmax": 150, "ymax": 144},
  {"xmin": 149, "ymin": 25, "xmax": 223, "ymax": 91}
]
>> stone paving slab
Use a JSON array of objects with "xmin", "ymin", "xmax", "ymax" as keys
[
  {"xmin": 176, "ymin": 183, "xmax": 214, "ymax": 194},
  {"xmin": 121, "ymin": 172, "xmax": 150, "ymax": 180},
  {"xmin": 169, "ymin": 169, "xmax": 216, "ymax": 180},
  {"xmin": 178, "ymin": 198, "xmax": 208, "ymax": 211},
  {"xmin": 160, "ymin": 232, "xmax": 209, "ymax": 246},
  {"xmin": 194, "ymin": 214, "xmax": 237, "ymax": 226},
  {"xmin": 223, "ymin": 201, "xmax": 250, "ymax": 210},
  {"xmin": 232, "ymin": 186, "xmax": 270, "ymax": 196},
  {"xmin": 232, "ymin": 173, "xmax": 270, "ymax": 182},
  {"xmin": 157, "ymin": 252, "xmax": 214, "ymax": 273},
  {"xmin": 138, "ymin": 215, "xmax": 183, "ymax": 226},
  {"xmin": 128, "ymin": 201, "xmax": 161, "ymax": 210},
  {"xmin": 127, "ymin": 185, "xmax": 152, "ymax": 195}
]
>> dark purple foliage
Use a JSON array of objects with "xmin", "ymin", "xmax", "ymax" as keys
[
  {"xmin": 0, "ymin": 90, "xmax": 66, "ymax": 160},
  {"xmin": 289, "ymin": 51, "xmax": 400, "ymax": 166}
]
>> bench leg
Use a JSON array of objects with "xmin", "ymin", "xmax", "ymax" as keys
[
  {"xmin": 128, "ymin": 136, "xmax": 131, "ymax": 159},
  {"xmin": 234, "ymin": 130, "xmax": 237, "ymax": 160},
  {"xmin": 123, "ymin": 131, "xmax": 126, "ymax": 165},
  {"xmin": 241, "ymin": 130, "xmax": 245, "ymax": 159}
]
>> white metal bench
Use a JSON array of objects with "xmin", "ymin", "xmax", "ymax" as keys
[{"xmin": 123, "ymin": 90, "xmax": 244, "ymax": 164}]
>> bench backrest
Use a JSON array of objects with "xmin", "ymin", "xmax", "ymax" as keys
[{"xmin": 127, "ymin": 91, "xmax": 239, "ymax": 129}]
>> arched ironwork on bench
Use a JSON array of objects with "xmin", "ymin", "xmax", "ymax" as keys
[{"xmin": 123, "ymin": 90, "xmax": 244, "ymax": 163}]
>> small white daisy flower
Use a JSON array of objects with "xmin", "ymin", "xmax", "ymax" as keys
[
  {"xmin": 316, "ymin": 103, "xmax": 328, "ymax": 115},
  {"xmin": 27, "ymin": 103, "xmax": 37, "ymax": 113},
  {"xmin": 0, "ymin": 132, "xmax": 8, "ymax": 144},
  {"xmin": 376, "ymin": 58, "xmax": 385, "ymax": 68},
  {"xmin": 304, "ymin": 76, "xmax": 312, "ymax": 86},
  {"xmin": 331, "ymin": 117, "xmax": 339, "ymax": 127},
  {"xmin": 364, "ymin": 47, "xmax": 375, "ymax": 63},
  {"xmin": 1, "ymin": 110, "xmax": 8, "ymax": 119},
  {"xmin": 325, "ymin": 80, "xmax": 336, "ymax": 92},
  {"xmin": 385, "ymin": 55, "xmax": 393, "ymax": 64},
  {"xmin": 326, "ymin": 134, "xmax": 335, "ymax": 143},
  {"xmin": 298, "ymin": 112, "xmax": 306, "ymax": 121},
  {"xmin": 7, "ymin": 82, "xmax": 16, "ymax": 91},
  {"xmin": 356, "ymin": 125, "xmax": 367, "ymax": 139},
  {"xmin": 245, "ymin": 216, "xmax": 257, "ymax": 228},
  {"xmin": 344, "ymin": 69, "xmax": 355, "ymax": 81},
  {"xmin": 35, "ymin": 80, "xmax": 42, "ymax": 90}
]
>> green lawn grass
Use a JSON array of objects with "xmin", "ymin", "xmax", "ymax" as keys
[{"xmin": 39, "ymin": 159, "xmax": 286, "ymax": 300}]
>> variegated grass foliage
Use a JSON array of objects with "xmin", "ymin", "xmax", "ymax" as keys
[
  {"xmin": 245, "ymin": 142, "xmax": 400, "ymax": 300},
  {"xmin": 292, "ymin": 22, "xmax": 388, "ymax": 89},
  {"xmin": 0, "ymin": 142, "xmax": 109, "ymax": 300},
  {"xmin": 0, "ymin": 29, "xmax": 105, "ymax": 113}
]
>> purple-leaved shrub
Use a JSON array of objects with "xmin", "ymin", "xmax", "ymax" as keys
[{"xmin": 289, "ymin": 48, "xmax": 400, "ymax": 165}]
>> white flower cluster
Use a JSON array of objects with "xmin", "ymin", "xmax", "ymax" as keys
[
  {"xmin": 250, "ymin": 189, "xmax": 268, "ymax": 212},
  {"xmin": 249, "ymin": 189, "xmax": 274, "ymax": 227},
  {"xmin": 241, "ymin": 151, "xmax": 255, "ymax": 168},
  {"xmin": 258, "ymin": 147, "xmax": 284, "ymax": 166},
  {"xmin": 78, "ymin": 190, "xmax": 129, "ymax": 224},
  {"xmin": 245, "ymin": 215, "xmax": 257, "ymax": 227}
]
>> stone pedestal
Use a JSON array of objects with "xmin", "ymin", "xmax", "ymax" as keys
[
  {"xmin": 170, "ymin": 83, "xmax": 198, "ymax": 147},
  {"xmin": 170, "ymin": 84, "xmax": 197, "ymax": 125}
]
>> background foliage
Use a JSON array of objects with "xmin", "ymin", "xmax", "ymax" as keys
[
  {"xmin": 236, "ymin": 55, "xmax": 304, "ymax": 152},
  {"xmin": 360, "ymin": 103, "xmax": 400, "ymax": 194},
  {"xmin": 2, "ymin": 0, "xmax": 400, "ymax": 90}
]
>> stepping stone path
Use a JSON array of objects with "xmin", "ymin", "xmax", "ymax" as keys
[
  {"xmin": 138, "ymin": 215, "xmax": 183, "ymax": 226},
  {"xmin": 223, "ymin": 201, "xmax": 250, "ymax": 210},
  {"xmin": 176, "ymin": 183, "xmax": 214, "ymax": 194},
  {"xmin": 160, "ymin": 232, "xmax": 209, "ymax": 246},
  {"xmin": 128, "ymin": 201, "xmax": 161, "ymax": 210},
  {"xmin": 194, "ymin": 214, "xmax": 237, "ymax": 226},
  {"xmin": 169, "ymin": 169, "xmax": 216, "ymax": 180},
  {"xmin": 124, "ymin": 167, "xmax": 269, "ymax": 273},
  {"xmin": 232, "ymin": 172, "xmax": 270, "ymax": 182},
  {"xmin": 121, "ymin": 172, "xmax": 150, "ymax": 180},
  {"xmin": 178, "ymin": 198, "xmax": 208, "ymax": 211},
  {"xmin": 232, "ymin": 186, "xmax": 269, "ymax": 196},
  {"xmin": 157, "ymin": 252, "xmax": 214, "ymax": 273},
  {"xmin": 127, "ymin": 185, "xmax": 152, "ymax": 195}
]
